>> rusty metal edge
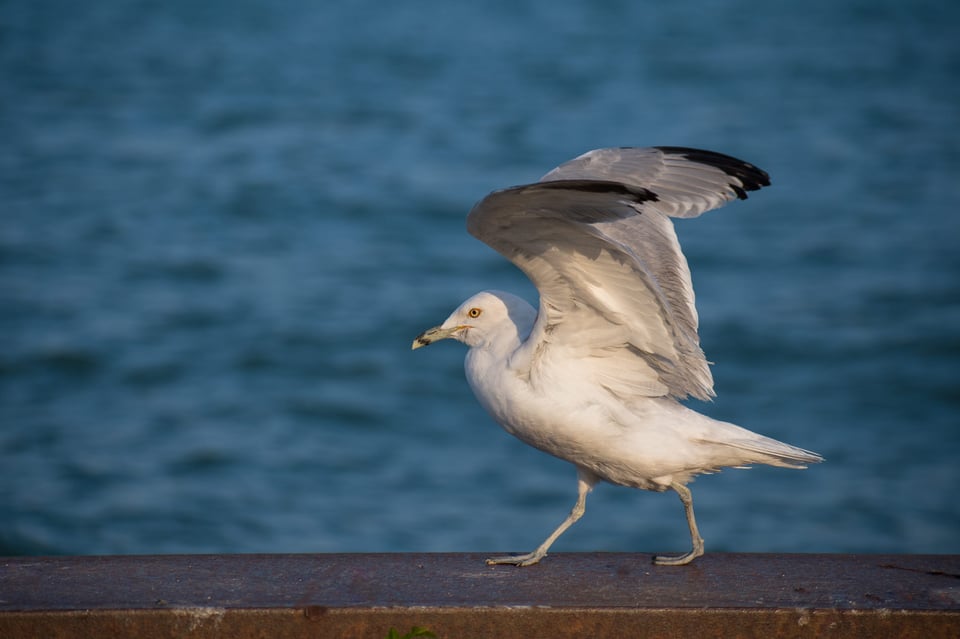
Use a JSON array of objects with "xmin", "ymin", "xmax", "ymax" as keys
[{"xmin": 1, "ymin": 606, "xmax": 959, "ymax": 639}]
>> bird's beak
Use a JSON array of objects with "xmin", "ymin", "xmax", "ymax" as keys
[{"xmin": 411, "ymin": 325, "xmax": 466, "ymax": 350}]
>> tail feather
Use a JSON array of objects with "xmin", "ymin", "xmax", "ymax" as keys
[{"xmin": 724, "ymin": 436, "xmax": 824, "ymax": 469}]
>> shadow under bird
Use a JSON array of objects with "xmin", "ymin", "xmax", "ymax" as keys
[{"xmin": 412, "ymin": 146, "xmax": 822, "ymax": 567}]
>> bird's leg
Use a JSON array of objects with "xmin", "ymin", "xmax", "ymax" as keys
[
  {"xmin": 654, "ymin": 482, "xmax": 705, "ymax": 566},
  {"xmin": 486, "ymin": 470, "xmax": 597, "ymax": 567}
]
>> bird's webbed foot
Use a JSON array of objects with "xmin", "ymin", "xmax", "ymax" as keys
[
  {"xmin": 653, "ymin": 546, "xmax": 703, "ymax": 566},
  {"xmin": 485, "ymin": 549, "xmax": 547, "ymax": 567}
]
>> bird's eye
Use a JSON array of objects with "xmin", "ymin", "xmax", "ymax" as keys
[{"xmin": 468, "ymin": 307, "xmax": 482, "ymax": 318}]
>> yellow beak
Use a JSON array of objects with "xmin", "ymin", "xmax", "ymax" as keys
[{"xmin": 411, "ymin": 325, "xmax": 467, "ymax": 350}]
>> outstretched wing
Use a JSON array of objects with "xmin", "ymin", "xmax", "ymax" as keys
[{"xmin": 466, "ymin": 147, "xmax": 769, "ymax": 401}]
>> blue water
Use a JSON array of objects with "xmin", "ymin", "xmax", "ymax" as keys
[{"xmin": 2, "ymin": 0, "xmax": 958, "ymax": 557}]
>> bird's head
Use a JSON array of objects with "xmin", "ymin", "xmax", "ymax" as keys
[{"xmin": 411, "ymin": 290, "xmax": 536, "ymax": 351}]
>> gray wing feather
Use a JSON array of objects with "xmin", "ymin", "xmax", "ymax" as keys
[
  {"xmin": 468, "ymin": 147, "xmax": 769, "ymax": 401},
  {"xmin": 541, "ymin": 146, "xmax": 769, "ymax": 218}
]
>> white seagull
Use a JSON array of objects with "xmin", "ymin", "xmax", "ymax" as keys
[{"xmin": 412, "ymin": 146, "xmax": 822, "ymax": 566}]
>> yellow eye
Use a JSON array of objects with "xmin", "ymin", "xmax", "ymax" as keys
[{"xmin": 468, "ymin": 307, "xmax": 482, "ymax": 319}]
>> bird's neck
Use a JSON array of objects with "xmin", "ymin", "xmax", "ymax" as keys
[{"xmin": 472, "ymin": 327, "xmax": 524, "ymax": 362}]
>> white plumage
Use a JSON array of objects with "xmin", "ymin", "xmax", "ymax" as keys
[{"xmin": 413, "ymin": 146, "xmax": 821, "ymax": 566}]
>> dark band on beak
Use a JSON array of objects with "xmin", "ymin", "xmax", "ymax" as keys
[{"xmin": 413, "ymin": 332, "xmax": 434, "ymax": 348}]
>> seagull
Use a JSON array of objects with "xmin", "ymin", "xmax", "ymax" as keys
[{"xmin": 412, "ymin": 146, "xmax": 822, "ymax": 567}]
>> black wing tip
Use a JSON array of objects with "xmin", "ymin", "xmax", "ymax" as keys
[{"xmin": 653, "ymin": 146, "xmax": 771, "ymax": 197}]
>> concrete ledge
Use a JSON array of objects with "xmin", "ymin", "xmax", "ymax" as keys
[{"xmin": 2, "ymin": 553, "xmax": 958, "ymax": 637}]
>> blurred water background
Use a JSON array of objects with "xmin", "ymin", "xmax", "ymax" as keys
[{"xmin": 2, "ymin": 0, "xmax": 958, "ymax": 557}]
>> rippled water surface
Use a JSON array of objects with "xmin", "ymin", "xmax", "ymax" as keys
[{"xmin": 2, "ymin": 0, "xmax": 958, "ymax": 556}]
